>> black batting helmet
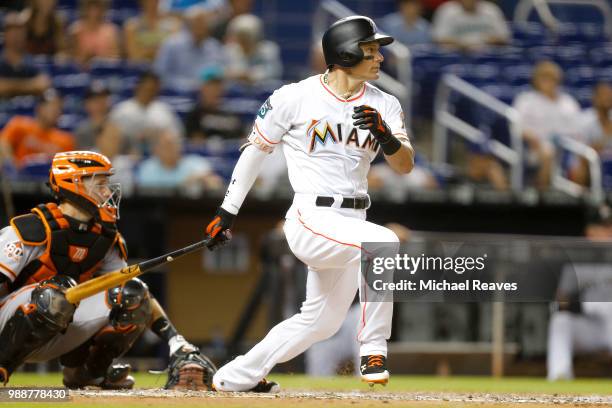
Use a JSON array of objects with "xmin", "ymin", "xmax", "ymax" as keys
[{"xmin": 322, "ymin": 16, "xmax": 394, "ymax": 68}]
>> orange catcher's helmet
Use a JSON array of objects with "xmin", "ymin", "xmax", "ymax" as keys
[{"xmin": 48, "ymin": 151, "xmax": 121, "ymax": 223}]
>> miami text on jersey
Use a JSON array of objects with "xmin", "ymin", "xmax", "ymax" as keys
[{"xmin": 307, "ymin": 119, "xmax": 380, "ymax": 153}]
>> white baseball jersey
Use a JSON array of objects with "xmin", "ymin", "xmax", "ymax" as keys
[
  {"xmin": 248, "ymin": 74, "xmax": 409, "ymax": 197},
  {"xmin": 213, "ymin": 74, "xmax": 406, "ymax": 391}
]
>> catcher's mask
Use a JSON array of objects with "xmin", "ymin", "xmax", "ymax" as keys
[{"xmin": 48, "ymin": 151, "xmax": 121, "ymax": 223}]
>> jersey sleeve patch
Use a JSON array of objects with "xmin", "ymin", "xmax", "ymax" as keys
[
  {"xmin": 257, "ymin": 97, "xmax": 273, "ymax": 119},
  {"xmin": 247, "ymin": 122, "xmax": 277, "ymax": 154},
  {"xmin": 3, "ymin": 241, "xmax": 24, "ymax": 262}
]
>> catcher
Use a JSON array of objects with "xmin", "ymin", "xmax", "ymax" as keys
[{"xmin": 0, "ymin": 151, "xmax": 215, "ymax": 390}]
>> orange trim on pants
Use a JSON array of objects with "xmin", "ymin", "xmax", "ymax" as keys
[{"xmin": 296, "ymin": 210, "xmax": 371, "ymax": 342}]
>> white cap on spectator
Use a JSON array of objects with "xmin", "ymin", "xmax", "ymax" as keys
[{"xmin": 227, "ymin": 14, "xmax": 263, "ymax": 42}]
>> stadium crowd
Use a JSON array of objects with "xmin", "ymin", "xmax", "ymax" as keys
[{"xmin": 0, "ymin": 0, "xmax": 610, "ymax": 197}]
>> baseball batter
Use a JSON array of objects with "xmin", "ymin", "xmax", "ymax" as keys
[
  {"xmin": 0, "ymin": 151, "xmax": 215, "ymax": 389},
  {"xmin": 204, "ymin": 16, "xmax": 414, "ymax": 392}
]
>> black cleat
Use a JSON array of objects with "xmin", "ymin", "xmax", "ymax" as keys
[
  {"xmin": 360, "ymin": 355, "xmax": 389, "ymax": 386},
  {"xmin": 249, "ymin": 379, "xmax": 280, "ymax": 393}
]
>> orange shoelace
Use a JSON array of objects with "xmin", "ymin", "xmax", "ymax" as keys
[{"xmin": 367, "ymin": 355, "xmax": 384, "ymax": 368}]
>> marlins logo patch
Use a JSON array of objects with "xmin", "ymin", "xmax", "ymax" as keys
[
  {"xmin": 257, "ymin": 98, "xmax": 273, "ymax": 119},
  {"xmin": 307, "ymin": 119, "xmax": 338, "ymax": 152}
]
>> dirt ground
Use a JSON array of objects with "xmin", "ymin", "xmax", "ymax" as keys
[{"xmin": 68, "ymin": 389, "xmax": 612, "ymax": 408}]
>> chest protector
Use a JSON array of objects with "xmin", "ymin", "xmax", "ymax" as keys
[{"xmin": 9, "ymin": 203, "xmax": 128, "ymax": 290}]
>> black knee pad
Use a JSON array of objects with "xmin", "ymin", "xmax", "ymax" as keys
[
  {"xmin": 107, "ymin": 278, "xmax": 152, "ymax": 330},
  {"xmin": 0, "ymin": 275, "xmax": 76, "ymax": 379},
  {"xmin": 30, "ymin": 275, "xmax": 78, "ymax": 332}
]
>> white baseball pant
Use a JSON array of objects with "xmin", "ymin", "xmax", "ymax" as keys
[
  {"xmin": 213, "ymin": 198, "xmax": 399, "ymax": 391},
  {"xmin": 305, "ymin": 303, "xmax": 361, "ymax": 376},
  {"xmin": 547, "ymin": 307, "xmax": 612, "ymax": 380}
]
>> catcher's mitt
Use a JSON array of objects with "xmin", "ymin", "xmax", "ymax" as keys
[{"xmin": 164, "ymin": 344, "xmax": 217, "ymax": 391}]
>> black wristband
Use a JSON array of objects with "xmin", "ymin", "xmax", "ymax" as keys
[
  {"xmin": 378, "ymin": 133, "xmax": 402, "ymax": 155},
  {"xmin": 151, "ymin": 316, "xmax": 179, "ymax": 343}
]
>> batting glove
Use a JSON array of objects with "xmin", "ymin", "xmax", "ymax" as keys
[
  {"xmin": 352, "ymin": 105, "xmax": 402, "ymax": 155},
  {"xmin": 205, "ymin": 207, "xmax": 235, "ymax": 251}
]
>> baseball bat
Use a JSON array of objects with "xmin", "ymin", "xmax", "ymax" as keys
[{"xmin": 64, "ymin": 236, "xmax": 212, "ymax": 304}]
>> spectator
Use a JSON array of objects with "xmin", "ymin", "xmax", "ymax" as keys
[
  {"xmin": 25, "ymin": 0, "xmax": 67, "ymax": 58},
  {"xmin": 124, "ymin": 0, "xmax": 182, "ymax": 63},
  {"xmin": 0, "ymin": 11, "xmax": 51, "ymax": 98},
  {"xmin": 432, "ymin": 0, "xmax": 510, "ymax": 52},
  {"xmin": 154, "ymin": 6, "xmax": 224, "ymax": 90},
  {"xmin": 573, "ymin": 82, "xmax": 612, "ymax": 187},
  {"xmin": 223, "ymin": 14, "xmax": 282, "ymax": 84},
  {"xmin": 184, "ymin": 66, "xmax": 245, "ymax": 143},
  {"xmin": 0, "ymin": 89, "xmax": 75, "ymax": 168},
  {"xmin": 212, "ymin": 0, "xmax": 253, "ymax": 40},
  {"xmin": 93, "ymin": 121, "xmax": 136, "ymax": 194},
  {"xmin": 74, "ymin": 81, "xmax": 111, "ymax": 149},
  {"xmin": 109, "ymin": 71, "xmax": 183, "ymax": 155},
  {"xmin": 513, "ymin": 61, "xmax": 581, "ymax": 189},
  {"xmin": 136, "ymin": 129, "xmax": 223, "ymax": 192},
  {"xmin": 380, "ymin": 0, "xmax": 431, "ymax": 47},
  {"xmin": 68, "ymin": 0, "xmax": 120, "ymax": 65}
]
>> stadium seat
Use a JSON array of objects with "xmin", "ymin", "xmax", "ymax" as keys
[
  {"xmin": 577, "ymin": 23, "xmax": 609, "ymax": 44},
  {"xmin": 7, "ymin": 96, "xmax": 37, "ymax": 117},
  {"xmin": 565, "ymin": 66, "xmax": 598, "ymax": 88},
  {"xmin": 53, "ymin": 73, "xmax": 90, "ymax": 97},
  {"xmin": 511, "ymin": 22, "xmax": 547, "ymax": 46},
  {"xmin": 547, "ymin": 3, "xmax": 606, "ymax": 24},
  {"xmin": 469, "ymin": 47, "xmax": 523, "ymax": 66},
  {"xmin": 18, "ymin": 158, "xmax": 53, "ymax": 180},
  {"xmin": 503, "ymin": 64, "xmax": 533, "ymax": 87},
  {"xmin": 590, "ymin": 45, "xmax": 612, "ymax": 68},
  {"xmin": 597, "ymin": 67, "xmax": 612, "ymax": 82},
  {"xmin": 555, "ymin": 23, "xmax": 608, "ymax": 44},
  {"xmin": 527, "ymin": 45, "xmax": 589, "ymax": 69},
  {"xmin": 49, "ymin": 61, "xmax": 82, "ymax": 76},
  {"xmin": 601, "ymin": 158, "xmax": 612, "ymax": 191},
  {"xmin": 89, "ymin": 59, "xmax": 125, "ymax": 78},
  {"xmin": 57, "ymin": 0, "xmax": 77, "ymax": 9},
  {"xmin": 442, "ymin": 64, "xmax": 500, "ymax": 86}
]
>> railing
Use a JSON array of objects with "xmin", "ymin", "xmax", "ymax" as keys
[
  {"xmin": 433, "ymin": 74, "xmax": 524, "ymax": 192},
  {"xmin": 313, "ymin": 0, "xmax": 412, "ymax": 123},
  {"xmin": 514, "ymin": 0, "xmax": 612, "ymax": 37},
  {"xmin": 552, "ymin": 135, "xmax": 603, "ymax": 203},
  {"xmin": 433, "ymin": 74, "xmax": 604, "ymax": 201}
]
